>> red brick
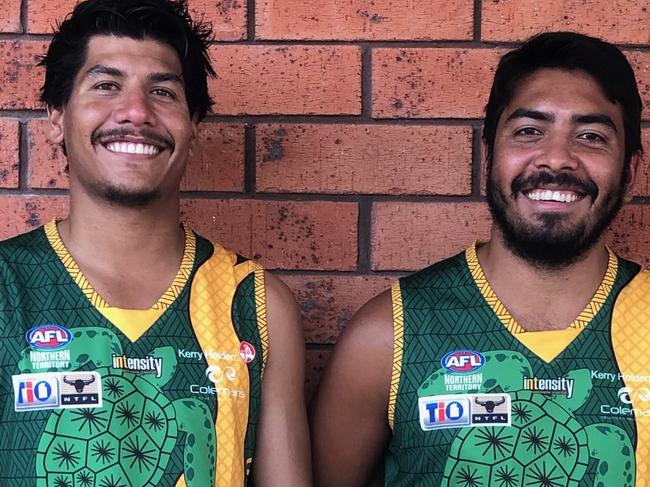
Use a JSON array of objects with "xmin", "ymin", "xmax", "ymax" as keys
[
  {"xmin": 0, "ymin": 196, "xmax": 69, "ymax": 241},
  {"xmin": 181, "ymin": 123, "xmax": 244, "ymax": 192},
  {"xmin": 180, "ymin": 199, "xmax": 358, "ymax": 270},
  {"xmin": 0, "ymin": 120, "xmax": 19, "ymax": 189},
  {"xmin": 482, "ymin": 0, "xmax": 650, "ymax": 45},
  {"xmin": 305, "ymin": 348, "xmax": 331, "ymax": 402},
  {"xmin": 256, "ymin": 124, "xmax": 472, "ymax": 195},
  {"xmin": 0, "ymin": 0, "xmax": 21, "ymax": 33},
  {"xmin": 283, "ymin": 274, "xmax": 394, "ymax": 344},
  {"xmin": 188, "ymin": 0, "xmax": 247, "ymax": 41},
  {"xmin": 627, "ymin": 51, "xmax": 650, "ymax": 121},
  {"xmin": 632, "ymin": 130, "xmax": 650, "ymax": 197},
  {"xmin": 0, "ymin": 41, "xmax": 47, "ymax": 110},
  {"xmin": 256, "ymin": 0, "xmax": 472, "ymax": 41},
  {"xmin": 372, "ymin": 48, "xmax": 501, "ymax": 119},
  {"xmin": 371, "ymin": 202, "xmax": 491, "ymax": 270},
  {"xmin": 210, "ymin": 45, "xmax": 361, "ymax": 115},
  {"xmin": 27, "ymin": 0, "xmax": 75, "ymax": 33},
  {"xmin": 27, "ymin": 0, "xmax": 247, "ymax": 38},
  {"xmin": 608, "ymin": 205, "xmax": 650, "ymax": 268},
  {"xmin": 26, "ymin": 119, "xmax": 68, "ymax": 189}
]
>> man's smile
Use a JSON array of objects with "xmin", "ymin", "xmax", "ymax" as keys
[
  {"xmin": 524, "ymin": 188, "xmax": 583, "ymax": 204},
  {"xmin": 104, "ymin": 141, "xmax": 162, "ymax": 156}
]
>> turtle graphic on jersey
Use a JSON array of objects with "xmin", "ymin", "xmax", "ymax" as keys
[
  {"xmin": 18, "ymin": 327, "xmax": 216, "ymax": 487},
  {"xmin": 418, "ymin": 350, "xmax": 636, "ymax": 487}
]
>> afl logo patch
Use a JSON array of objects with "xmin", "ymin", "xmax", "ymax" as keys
[
  {"xmin": 441, "ymin": 350, "xmax": 485, "ymax": 374},
  {"xmin": 26, "ymin": 324, "xmax": 72, "ymax": 350}
]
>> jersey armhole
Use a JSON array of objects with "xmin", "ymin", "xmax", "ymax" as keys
[
  {"xmin": 388, "ymin": 280, "xmax": 404, "ymax": 432},
  {"xmin": 253, "ymin": 266, "xmax": 270, "ymax": 377}
]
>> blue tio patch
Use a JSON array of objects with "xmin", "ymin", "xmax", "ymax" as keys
[{"xmin": 419, "ymin": 394, "xmax": 471, "ymax": 431}]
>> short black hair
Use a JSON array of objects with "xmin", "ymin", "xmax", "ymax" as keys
[
  {"xmin": 40, "ymin": 0, "xmax": 215, "ymax": 121},
  {"xmin": 483, "ymin": 32, "xmax": 642, "ymax": 165}
]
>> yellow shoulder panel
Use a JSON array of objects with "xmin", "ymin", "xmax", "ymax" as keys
[{"xmin": 612, "ymin": 269, "xmax": 650, "ymax": 485}]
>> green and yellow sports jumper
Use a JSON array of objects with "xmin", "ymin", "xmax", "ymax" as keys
[
  {"xmin": 0, "ymin": 221, "xmax": 268, "ymax": 487},
  {"xmin": 387, "ymin": 244, "xmax": 650, "ymax": 487}
]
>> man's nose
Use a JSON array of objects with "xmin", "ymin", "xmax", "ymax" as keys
[
  {"xmin": 534, "ymin": 134, "xmax": 579, "ymax": 172},
  {"xmin": 112, "ymin": 90, "xmax": 156, "ymax": 126}
]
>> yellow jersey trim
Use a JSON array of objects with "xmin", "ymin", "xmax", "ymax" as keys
[
  {"xmin": 389, "ymin": 281, "xmax": 405, "ymax": 431},
  {"xmin": 44, "ymin": 219, "xmax": 196, "ymax": 341},
  {"xmin": 611, "ymin": 269, "xmax": 650, "ymax": 485},
  {"xmin": 466, "ymin": 243, "xmax": 618, "ymax": 362},
  {"xmin": 188, "ymin": 243, "xmax": 257, "ymax": 486}
]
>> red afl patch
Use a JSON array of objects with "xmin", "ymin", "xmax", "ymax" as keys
[{"xmin": 239, "ymin": 341, "xmax": 256, "ymax": 363}]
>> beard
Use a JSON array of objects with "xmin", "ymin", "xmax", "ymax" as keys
[
  {"xmin": 99, "ymin": 183, "xmax": 162, "ymax": 207},
  {"xmin": 486, "ymin": 167, "xmax": 625, "ymax": 269}
]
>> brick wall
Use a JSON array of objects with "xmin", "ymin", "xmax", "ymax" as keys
[{"xmin": 1, "ymin": 1, "xmax": 649, "ymax": 400}]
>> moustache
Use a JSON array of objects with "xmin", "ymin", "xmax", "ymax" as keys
[
  {"xmin": 92, "ymin": 128, "xmax": 175, "ymax": 152},
  {"xmin": 511, "ymin": 171, "xmax": 598, "ymax": 200}
]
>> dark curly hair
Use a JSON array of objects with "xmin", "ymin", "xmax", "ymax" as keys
[
  {"xmin": 483, "ymin": 32, "xmax": 642, "ymax": 167},
  {"xmin": 40, "ymin": 0, "xmax": 215, "ymax": 121}
]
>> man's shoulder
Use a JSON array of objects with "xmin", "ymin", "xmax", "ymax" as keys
[
  {"xmin": 0, "ymin": 226, "xmax": 49, "ymax": 263},
  {"xmin": 192, "ymin": 230, "xmax": 264, "ymax": 270}
]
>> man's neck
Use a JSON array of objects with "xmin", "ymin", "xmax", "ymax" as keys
[
  {"xmin": 476, "ymin": 230, "xmax": 610, "ymax": 332},
  {"xmin": 57, "ymin": 189, "xmax": 185, "ymax": 309}
]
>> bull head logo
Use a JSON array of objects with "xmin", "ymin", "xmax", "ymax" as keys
[
  {"xmin": 63, "ymin": 375, "xmax": 95, "ymax": 393},
  {"xmin": 475, "ymin": 396, "xmax": 505, "ymax": 413}
]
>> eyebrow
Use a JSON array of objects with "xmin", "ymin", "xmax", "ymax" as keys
[
  {"xmin": 83, "ymin": 65, "xmax": 184, "ymax": 86},
  {"xmin": 505, "ymin": 108, "xmax": 553, "ymax": 123},
  {"xmin": 572, "ymin": 113, "xmax": 617, "ymax": 132},
  {"xmin": 84, "ymin": 64, "xmax": 123, "ymax": 79},
  {"xmin": 506, "ymin": 108, "xmax": 618, "ymax": 133}
]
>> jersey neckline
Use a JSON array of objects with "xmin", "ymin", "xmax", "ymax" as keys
[
  {"xmin": 43, "ymin": 219, "xmax": 196, "ymax": 311},
  {"xmin": 465, "ymin": 243, "xmax": 618, "ymax": 361}
]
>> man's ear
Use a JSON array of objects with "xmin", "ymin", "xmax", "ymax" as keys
[
  {"xmin": 623, "ymin": 151, "xmax": 642, "ymax": 204},
  {"xmin": 47, "ymin": 105, "xmax": 65, "ymax": 144}
]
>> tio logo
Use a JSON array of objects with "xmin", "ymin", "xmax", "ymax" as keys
[
  {"xmin": 419, "ymin": 395, "xmax": 470, "ymax": 431},
  {"xmin": 13, "ymin": 374, "xmax": 59, "ymax": 411}
]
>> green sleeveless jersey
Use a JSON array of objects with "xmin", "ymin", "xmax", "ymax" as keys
[
  {"xmin": 387, "ymin": 244, "xmax": 650, "ymax": 487},
  {"xmin": 0, "ymin": 221, "xmax": 268, "ymax": 487}
]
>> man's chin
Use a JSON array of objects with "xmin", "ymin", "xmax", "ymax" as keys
[{"xmin": 99, "ymin": 185, "xmax": 161, "ymax": 208}]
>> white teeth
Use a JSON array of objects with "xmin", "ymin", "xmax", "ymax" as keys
[
  {"xmin": 527, "ymin": 190, "xmax": 579, "ymax": 203},
  {"xmin": 105, "ymin": 142, "xmax": 160, "ymax": 155}
]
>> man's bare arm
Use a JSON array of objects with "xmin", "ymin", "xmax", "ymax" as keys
[
  {"xmin": 253, "ymin": 272, "xmax": 311, "ymax": 486},
  {"xmin": 311, "ymin": 290, "xmax": 394, "ymax": 487}
]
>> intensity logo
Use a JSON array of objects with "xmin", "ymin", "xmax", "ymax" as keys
[
  {"xmin": 111, "ymin": 354, "xmax": 163, "ymax": 378},
  {"xmin": 523, "ymin": 376, "xmax": 574, "ymax": 398}
]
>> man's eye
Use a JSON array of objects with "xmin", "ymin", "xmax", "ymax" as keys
[
  {"xmin": 578, "ymin": 132, "xmax": 605, "ymax": 142},
  {"xmin": 152, "ymin": 88, "xmax": 176, "ymax": 98},
  {"xmin": 514, "ymin": 127, "xmax": 541, "ymax": 136},
  {"xmin": 93, "ymin": 82, "xmax": 119, "ymax": 91}
]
